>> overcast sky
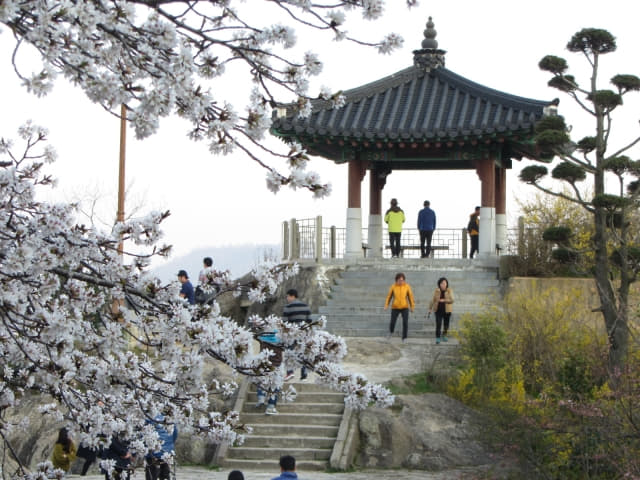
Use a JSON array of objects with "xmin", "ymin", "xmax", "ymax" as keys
[{"xmin": 1, "ymin": 0, "xmax": 639, "ymax": 265}]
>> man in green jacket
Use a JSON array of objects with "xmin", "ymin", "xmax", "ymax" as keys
[{"xmin": 384, "ymin": 198, "xmax": 405, "ymax": 258}]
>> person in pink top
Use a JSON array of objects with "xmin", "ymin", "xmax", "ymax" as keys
[{"xmin": 383, "ymin": 272, "xmax": 415, "ymax": 343}]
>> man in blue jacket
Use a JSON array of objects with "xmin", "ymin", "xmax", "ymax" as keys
[
  {"xmin": 177, "ymin": 270, "xmax": 195, "ymax": 305},
  {"xmin": 145, "ymin": 416, "xmax": 178, "ymax": 480},
  {"xmin": 417, "ymin": 200, "xmax": 437, "ymax": 258}
]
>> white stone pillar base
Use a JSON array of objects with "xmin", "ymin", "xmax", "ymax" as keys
[
  {"xmin": 367, "ymin": 214, "xmax": 383, "ymax": 258},
  {"xmin": 345, "ymin": 207, "xmax": 363, "ymax": 259},
  {"xmin": 478, "ymin": 207, "xmax": 496, "ymax": 257},
  {"xmin": 495, "ymin": 213, "xmax": 507, "ymax": 254}
]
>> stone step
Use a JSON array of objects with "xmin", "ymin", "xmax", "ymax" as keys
[
  {"xmin": 336, "ymin": 270, "xmax": 498, "ymax": 278},
  {"xmin": 248, "ymin": 424, "xmax": 339, "ymax": 437},
  {"xmin": 241, "ymin": 435, "xmax": 336, "ymax": 449},
  {"xmin": 243, "ymin": 402, "xmax": 344, "ymax": 415},
  {"xmin": 248, "ymin": 382, "xmax": 344, "ymax": 394},
  {"xmin": 226, "ymin": 446, "xmax": 331, "ymax": 461},
  {"xmin": 323, "ymin": 313, "xmax": 460, "ymax": 321},
  {"xmin": 320, "ymin": 312, "xmax": 471, "ymax": 321},
  {"xmin": 221, "ymin": 458, "xmax": 327, "ymax": 471},
  {"xmin": 239, "ymin": 412, "xmax": 342, "ymax": 426},
  {"xmin": 320, "ymin": 304, "xmax": 486, "ymax": 313},
  {"xmin": 246, "ymin": 392, "xmax": 345, "ymax": 404},
  {"xmin": 341, "ymin": 260, "xmax": 498, "ymax": 270},
  {"xmin": 247, "ymin": 382, "xmax": 338, "ymax": 393},
  {"xmin": 326, "ymin": 328, "xmax": 458, "ymax": 338},
  {"xmin": 324, "ymin": 296, "xmax": 487, "ymax": 303},
  {"xmin": 328, "ymin": 283, "xmax": 497, "ymax": 292},
  {"xmin": 329, "ymin": 285, "xmax": 499, "ymax": 294},
  {"xmin": 338, "ymin": 269, "xmax": 498, "ymax": 278}
]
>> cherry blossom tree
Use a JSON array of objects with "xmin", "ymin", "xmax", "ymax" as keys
[
  {"xmin": 0, "ymin": 1, "xmax": 416, "ymax": 476},
  {"xmin": 0, "ymin": 124, "xmax": 393, "ymax": 478},
  {"xmin": 1, "ymin": 0, "xmax": 412, "ymax": 197}
]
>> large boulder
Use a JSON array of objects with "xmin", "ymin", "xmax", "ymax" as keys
[{"xmin": 357, "ymin": 393, "xmax": 494, "ymax": 470}]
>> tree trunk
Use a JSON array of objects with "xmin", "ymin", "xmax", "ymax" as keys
[{"xmin": 593, "ymin": 206, "xmax": 625, "ymax": 373}]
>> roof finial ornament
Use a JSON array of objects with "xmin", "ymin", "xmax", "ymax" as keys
[
  {"xmin": 413, "ymin": 16, "xmax": 446, "ymax": 72},
  {"xmin": 422, "ymin": 16, "xmax": 438, "ymax": 49}
]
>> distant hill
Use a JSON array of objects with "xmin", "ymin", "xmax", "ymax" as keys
[{"xmin": 152, "ymin": 244, "xmax": 280, "ymax": 283}]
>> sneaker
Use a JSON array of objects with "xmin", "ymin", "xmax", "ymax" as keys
[
  {"xmin": 283, "ymin": 372, "xmax": 295, "ymax": 382},
  {"xmin": 402, "ymin": 338, "xmax": 407, "ymax": 344},
  {"xmin": 385, "ymin": 332, "xmax": 392, "ymax": 342},
  {"xmin": 436, "ymin": 337, "xmax": 441, "ymax": 345},
  {"xmin": 300, "ymin": 373, "xmax": 308, "ymax": 381},
  {"xmin": 442, "ymin": 335, "xmax": 448, "ymax": 342},
  {"xmin": 265, "ymin": 405, "xmax": 278, "ymax": 415}
]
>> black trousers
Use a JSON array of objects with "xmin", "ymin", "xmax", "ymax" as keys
[
  {"xmin": 419, "ymin": 230, "xmax": 434, "ymax": 257},
  {"xmin": 389, "ymin": 232, "xmax": 401, "ymax": 257},
  {"xmin": 77, "ymin": 445, "xmax": 97, "ymax": 476},
  {"xmin": 389, "ymin": 308, "xmax": 409, "ymax": 339},
  {"xmin": 435, "ymin": 312, "xmax": 451, "ymax": 338},
  {"xmin": 145, "ymin": 458, "xmax": 171, "ymax": 480},
  {"xmin": 470, "ymin": 235, "xmax": 479, "ymax": 258}
]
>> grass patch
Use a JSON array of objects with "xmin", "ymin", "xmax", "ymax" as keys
[{"xmin": 387, "ymin": 371, "xmax": 441, "ymax": 395}]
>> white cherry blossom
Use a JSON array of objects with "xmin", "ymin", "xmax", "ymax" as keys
[
  {"xmin": 2, "ymin": 0, "xmax": 410, "ymax": 198},
  {"xmin": 0, "ymin": 127, "xmax": 394, "ymax": 477}
]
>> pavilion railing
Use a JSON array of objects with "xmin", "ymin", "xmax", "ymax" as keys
[{"xmin": 282, "ymin": 216, "xmax": 541, "ymax": 261}]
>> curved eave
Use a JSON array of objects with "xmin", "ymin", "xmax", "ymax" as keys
[
  {"xmin": 273, "ymin": 127, "xmax": 537, "ymax": 164},
  {"xmin": 272, "ymin": 128, "xmax": 533, "ymax": 162}
]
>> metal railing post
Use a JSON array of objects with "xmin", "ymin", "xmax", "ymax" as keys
[
  {"xmin": 461, "ymin": 228, "xmax": 468, "ymax": 258},
  {"xmin": 330, "ymin": 226, "xmax": 336, "ymax": 258},
  {"xmin": 282, "ymin": 221, "xmax": 290, "ymax": 260},
  {"xmin": 518, "ymin": 216, "xmax": 525, "ymax": 257},
  {"xmin": 315, "ymin": 215, "xmax": 323, "ymax": 263},
  {"xmin": 290, "ymin": 218, "xmax": 300, "ymax": 259}
]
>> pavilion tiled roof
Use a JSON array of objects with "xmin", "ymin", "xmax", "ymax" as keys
[
  {"xmin": 272, "ymin": 64, "xmax": 552, "ymax": 144},
  {"xmin": 271, "ymin": 16, "xmax": 556, "ymax": 164}
]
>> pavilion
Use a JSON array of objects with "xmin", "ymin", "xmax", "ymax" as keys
[{"xmin": 271, "ymin": 18, "xmax": 555, "ymax": 259}]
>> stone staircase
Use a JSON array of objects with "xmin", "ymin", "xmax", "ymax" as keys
[
  {"xmin": 218, "ymin": 259, "xmax": 500, "ymax": 471},
  {"xmin": 320, "ymin": 259, "xmax": 501, "ymax": 338},
  {"xmin": 221, "ymin": 381, "xmax": 345, "ymax": 471}
]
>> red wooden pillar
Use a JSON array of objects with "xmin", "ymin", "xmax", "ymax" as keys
[
  {"xmin": 367, "ymin": 168, "xmax": 387, "ymax": 258},
  {"xmin": 348, "ymin": 158, "xmax": 363, "ymax": 208},
  {"xmin": 477, "ymin": 157, "xmax": 495, "ymax": 208},
  {"xmin": 345, "ymin": 157, "xmax": 366, "ymax": 258},
  {"xmin": 495, "ymin": 166, "xmax": 506, "ymax": 215},
  {"xmin": 475, "ymin": 157, "xmax": 496, "ymax": 256},
  {"xmin": 369, "ymin": 169, "xmax": 383, "ymax": 215}
]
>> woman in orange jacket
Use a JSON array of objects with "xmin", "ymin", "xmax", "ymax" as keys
[
  {"xmin": 428, "ymin": 277, "xmax": 454, "ymax": 344},
  {"xmin": 384, "ymin": 272, "xmax": 415, "ymax": 343}
]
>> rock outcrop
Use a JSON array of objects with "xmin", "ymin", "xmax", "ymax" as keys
[{"xmin": 357, "ymin": 394, "xmax": 492, "ymax": 470}]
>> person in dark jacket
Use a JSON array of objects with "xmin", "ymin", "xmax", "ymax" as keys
[
  {"xmin": 467, "ymin": 207, "xmax": 480, "ymax": 259},
  {"xmin": 282, "ymin": 289, "xmax": 312, "ymax": 381},
  {"xmin": 417, "ymin": 200, "xmax": 436, "ymax": 258},
  {"xmin": 101, "ymin": 435, "xmax": 132, "ymax": 480}
]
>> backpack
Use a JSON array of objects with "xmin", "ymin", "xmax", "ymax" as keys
[
  {"xmin": 467, "ymin": 217, "xmax": 476, "ymax": 234},
  {"xmin": 194, "ymin": 285, "xmax": 217, "ymax": 305}
]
